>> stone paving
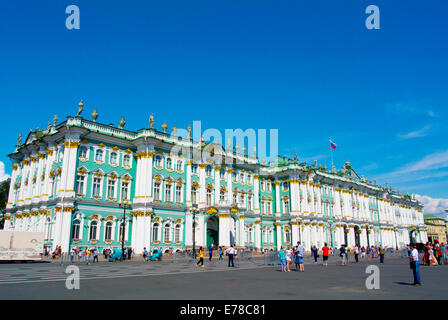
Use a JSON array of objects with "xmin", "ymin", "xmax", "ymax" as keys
[{"xmin": 0, "ymin": 253, "xmax": 446, "ymax": 299}]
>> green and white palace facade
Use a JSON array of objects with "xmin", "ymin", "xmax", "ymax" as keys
[{"xmin": 4, "ymin": 115, "xmax": 428, "ymax": 253}]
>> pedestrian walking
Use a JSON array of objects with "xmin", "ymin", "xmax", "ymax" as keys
[
  {"xmin": 218, "ymin": 246, "xmax": 223, "ymax": 261},
  {"xmin": 354, "ymin": 245, "xmax": 359, "ymax": 263},
  {"xmin": 322, "ymin": 243, "xmax": 330, "ymax": 266},
  {"xmin": 143, "ymin": 247, "xmax": 148, "ymax": 262},
  {"xmin": 196, "ymin": 247, "xmax": 204, "ymax": 267},
  {"xmin": 208, "ymin": 245, "xmax": 213, "ymax": 261},
  {"xmin": 409, "ymin": 243, "xmax": 421, "ymax": 286}
]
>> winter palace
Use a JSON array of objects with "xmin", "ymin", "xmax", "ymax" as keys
[{"xmin": 4, "ymin": 103, "xmax": 428, "ymax": 253}]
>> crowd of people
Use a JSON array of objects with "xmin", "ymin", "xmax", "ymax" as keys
[
  {"xmin": 422, "ymin": 240, "xmax": 447, "ymax": 266},
  {"xmin": 195, "ymin": 245, "xmax": 238, "ymax": 267}
]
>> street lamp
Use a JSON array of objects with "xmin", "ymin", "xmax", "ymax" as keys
[
  {"xmin": 190, "ymin": 203, "xmax": 199, "ymax": 258},
  {"xmin": 118, "ymin": 199, "xmax": 132, "ymax": 260}
]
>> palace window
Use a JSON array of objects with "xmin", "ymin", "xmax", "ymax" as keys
[
  {"xmin": 119, "ymin": 222, "xmax": 125, "ymax": 242},
  {"xmin": 79, "ymin": 147, "xmax": 88, "ymax": 159},
  {"xmin": 175, "ymin": 185, "xmax": 182, "ymax": 203},
  {"xmin": 283, "ymin": 199, "xmax": 290, "ymax": 215},
  {"xmin": 247, "ymin": 195, "xmax": 252, "ymax": 211},
  {"xmin": 220, "ymin": 190, "xmax": 226, "ymax": 203},
  {"xmin": 267, "ymin": 182, "xmax": 271, "ymax": 193},
  {"xmin": 154, "ymin": 155, "xmax": 162, "ymax": 168},
  {"xmin": 121, "ymin": 181, "xmax": 129, "ymax": 200},
  {"xmin": 153, "ymin": 223, "xmax": 159, "ymax": 242},
  {"xmin": 165, "ymin": 183, "xmax": 172, "ymax": 202},
  {"xmin": 247, "ymin": 174, "xmax": 251, "ymax": 184},
  {"xmin": 206, "ymin": 188, "xmax": 212, "ymax": 206},
  {"xmin": 267, "ymin": 201, "xmax": 272, "ymax": 215},
  {"xmin": 95, "ymin": 149, "xmax": 103, "ymax": 162},
  {"xmin": 72, "ymin": 220, "xmax": 81, "ymax": 240},
  {"xmin": 164, "ymin": 223, "xmax": 171, "ymax": 243},
  {"xmin": 239, "ymin": 193, "xmax": 245, "ymax": 206},
  {"xmin": 232, "ymin": 171, "xmax": 238, "ymax": 183},
  {"xmin": 205, "ymin": 165, "xmax": 212, "ymax": 177},
  {"xmin": 175, "ymin": 224, "xmax": 181, "ymax": 243},
  {"xmin": 107, "ymin": 179, "xmax": 116, "ymax": 199},
  {"xmin": 176, "ymin": 160, "xmax": 183, "ymax": 172},
  {"xmin": 166, "ymin": 158, "xmax": 172, "ymax": 170},
  {"xmin": 154, "ymin": 182, "xmax": 161, "ymax": 201},
  {"xmin": 75, "ymin": 174, "xmax": 85, "ymax": 195},
  {"xmin": 261, "ymin": 200, "xmax": 265, "ymax": 215},
  {"xmin": 110, "ymin": 152, "xmax": 118, "ymax": 165},
  {"xmin": 284, "ymin": 228, "xmax": 290, "ymax": 243},
  {"xmin": 45, "ymin": 217, "xmax": 51, "ymax": 240},
  {"xmin": 92, "ymin": 177, "xmax": 102, "ymax": 198},
  {"xmin": 220, "ymin": 169, "xmax": 225, "ymax": 179},
  {"xmin": 240, "ymin": 172, "xmax": 244, "ymax": 184},
  {"xmin": 233, "ymin": 193, "xmax": 237, "ymax": 205},
  {"xmin": 123, "ymin": 155, "xmax": 131, "ymax": 167},
  {"xmin": 191, "ymin": 164, "xmax": 198, "ymax": 174},
  {"xmin": 89, "ymin": 221, "xmax": 98, "ymax": 240},
  {"xmin": 105, "ymin": 222, "xmax": 113, "ymax": 241},
  {"xmin": 248, "ymin": 228, "xmax": 253, "ymax": 244},
  {"xmin": 191, "ymin": 187, "xmax": 198, "ymax": 205},
  {"xmin": 260, "ymin": 181, "xmax": 265, "ymax": 192},
  {"xmin": 282, "ymin": 182, "xmax": 289, "ymax": 191}
]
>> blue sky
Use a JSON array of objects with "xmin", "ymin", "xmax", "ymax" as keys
[{"xmin": 0, "ymin": 0, "xmax": 447, "ymax": 215}]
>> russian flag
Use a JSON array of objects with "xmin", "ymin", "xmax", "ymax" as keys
[{"xmin": 329, "ymin": 139, "xmax": 337, "ymax": 150}]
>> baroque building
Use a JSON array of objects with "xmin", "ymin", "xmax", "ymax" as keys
[{"xmin": 4, "ymin": 109, "xmax": 428, "ymax": 253}]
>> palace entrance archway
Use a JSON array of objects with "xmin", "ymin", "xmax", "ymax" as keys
[{"xmin": 206, "ymin": 215, "xmax": 219, "ymax": 248}]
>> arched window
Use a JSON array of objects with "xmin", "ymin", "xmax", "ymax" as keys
[
  {"xmin": 283, "ymin": 182, "xmax": 289, "ymax": 191},
  {"xmin": 79, "ymin": 147, "xmax": 88, "ymax": 159},
  {"xmin": 45, "ymin": 217, "xmax": 51, "ymax": 240},
  {"xmin": 154, "ymin": 155, "xmax": 162, "ymax": 167},
  {"xmin": 176, "ymin": 160, "xmax": 182, "ymax": 171},
  {"xmin": 164, "ymin": 223, "xmax": 171, "ymax": 243},
  {"xmin": 191, "ymin": 164, "xmax": 198, "ymax": 174},
  {"xmin": 220, "ymin": 190, "xmax": 225, "ymax": 203},
  {"xmin": 92, "ymin": 176, "xmax": 102, "ymax": 198},
  {"xmin": 175, "ymin": 185, "xmax": 182, "ymax": 203},
  {"xmin": 123, "ymin": 155, "xmax": 131, "ymax": 167},
  {"xmin": 95, "ymin": 149, "xmax": 103, "ymax": 162},
  {"xmin": 175, "ymin": 224, "xmax": 181, "ymax": 243},
  {"xmin": 153, "ymin": 223, "xmax": 159, "ymax": 242},
  {"xmin": 105, "ymin": 221, "xmax": 113, "ymax": 241},
  {"xmin": 205, "ymin": 165, "xmax": 212, "ymax": 176},
  {"xmin": 166, "ymin": 158, "xmax": 172, "ymax": 169},
  {"xmin": 284, "ymin": 228, "xmax": 290, "ymax": 243},
  {"xmin": 165, "ymin": 183, "xmax": 172, "ymax": 202},
  {"xmin": 110, "ymin": 152, "xmax": 118, "ymax": 165},
  {"xmin": 89, "ymin": 221, "xmax": 98, "ymax": 240},
  {"xmin": 154, "ymin": 181, "xmax": 161, "ymax": 201},
  {"xmin": 283, "ymin": 199, "xmax": 290, "ymax": 214},
  {"xmin": 220, "ymin": 168, "xmax": 225, "ymax": 179},
  {"xmin": 206, "ymin": 188, "xmax": 212, "ymax": 206},
  {"xmin": 191, "ymin": 187, "xmax": 198, "ymax": 205},
  {"xmin": 119, "ymin": 222, "xmax": 125, "ymax": 242},
  {"xmin": 72, "ymin": 219, "xmax": 81, "ymax": 239}
]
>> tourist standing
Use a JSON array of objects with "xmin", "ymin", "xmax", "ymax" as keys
[
  {"xmin": 196, "ymin": 247, "xmax": 204, "ymax": 267},
  {"xmin": 322, "ymin": 243, "xmax": 330, "ymax": 266},
  {"xmin": 225, "ymin": 245, "xmax": 235, "ymax": 267},
  {"xmin": 278, "ymin": 247, "xmax": 286, "ymax": 272},
  {"xmin": 379, "ymin": 246, "xmax": 385, "ymax": 263},
  {"xmin": 409, "ymin": 244, "xmax": 421, "ymax": 286},
  {"xmin": 354, "ymin": 245, "xmax": 359, "ymax": 263},
  {"xmin": 339, "ymin": 244, "xmax": 347, "ymax": 265},
  {"xmin": 143, "ymin": 247, "xmax": 148, "ymax": 261},
  {"xmin": 311, "ymin": 245, "xmax": 318, "ymax": 263},
  {"xmin": 285, "ymin": 246, "xmax": 293, "ymax": 272},
  {"xmin": 296, "ymin": 242, "xmax": 305, "ymax": 272}
]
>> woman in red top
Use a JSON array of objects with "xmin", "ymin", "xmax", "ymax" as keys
[{"xmin": 322, "ymin": 243, "xmax": 330, "ymax": 266}]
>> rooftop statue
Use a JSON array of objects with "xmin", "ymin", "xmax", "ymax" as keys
[
  {"xmin": 118, "ymin": 117, "xmax": 126, "ymax": 129},
  {"xmin": 149, "ymin": 113, "xmax": 154, "ymax": 129},
  {"xmin": 91, "ymin": 109, "xmax": 98, "ymax": 122},
  {"xmin": 76, "ymin": 99, "xmax": 84, "ymax": 117}
]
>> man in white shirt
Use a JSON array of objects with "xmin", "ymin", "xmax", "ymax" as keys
[
  {"xmin": 226, "ymin": 245, "xmax": 235, "ymax": 267},
  {"xmin": 409, "ymin": 244, "xmax": 421, "ymax": 286}
]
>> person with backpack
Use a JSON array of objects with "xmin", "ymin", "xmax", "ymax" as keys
[
  {"xmin": 339, "ymin": 244, "xmax": 347, "ymax": 265},
  {"xmin": 218, "ymin": 246, "xmax": 223, "ymax": 261},
  {"xmin": 208, "ymin": 245, "xmax": 213, "ymax": 261}
]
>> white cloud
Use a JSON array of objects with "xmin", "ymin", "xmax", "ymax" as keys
[
  {"xmin": 397, "ymin": 125, "xmax": 431, "ymax": 140},
  {"xmin": 0, "ymin": 162, "xmax": 10, "ymax": 182},
  {"xmin": 415, "ymin": 194, "xmax": 448, "ymax": 218}
]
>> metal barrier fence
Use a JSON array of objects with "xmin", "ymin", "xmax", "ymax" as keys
[{"xmin": 264, "ymin": 251, "xmax": 280, "ymax": 266}]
